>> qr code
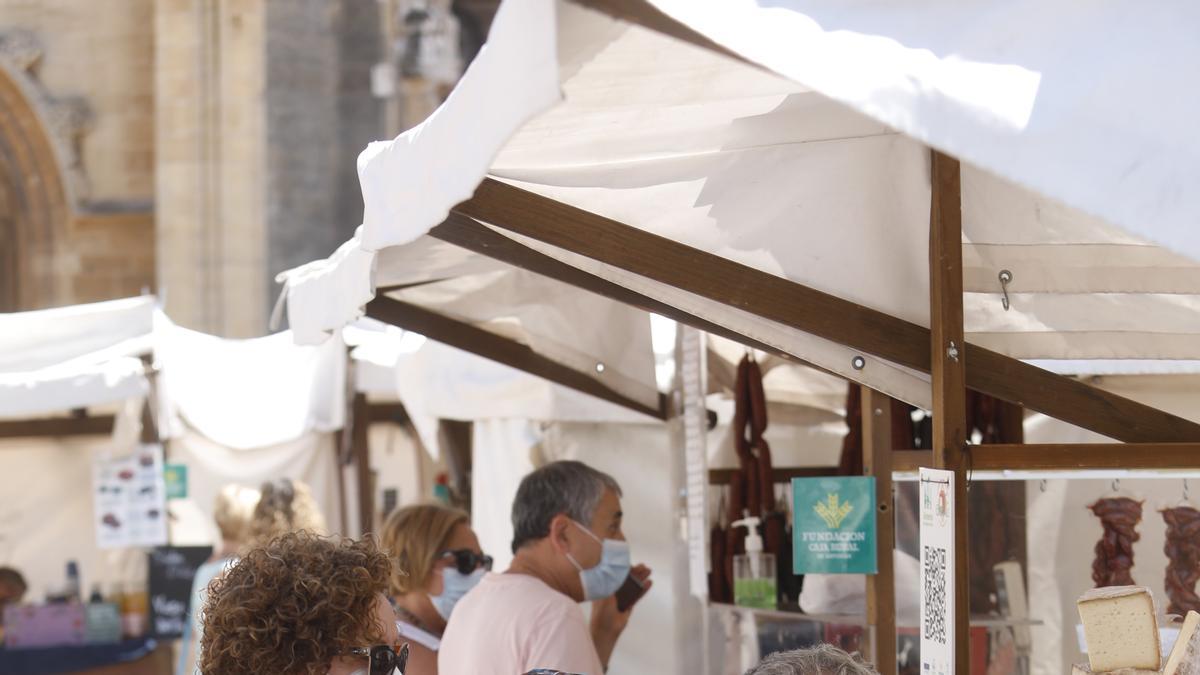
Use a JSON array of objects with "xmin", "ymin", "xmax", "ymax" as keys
[{"xmin": 923, "ymin": 545, "xmax": 948, "ymax": 644}]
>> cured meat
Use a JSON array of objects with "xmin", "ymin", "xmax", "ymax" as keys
[
  {"xmin": 1089, "ymin": 497, "xmax": 1143, "ymax": 587},
  {"xmin": 1163, "ymin": 506, "xmax": 1200, "ymax": 615}
]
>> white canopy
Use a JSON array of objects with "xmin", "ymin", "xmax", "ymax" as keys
[
  {"xmin": 0, "ymin": 297, "xmax": 154, "ymax": 418},
  {"xmin": 281, "ymin": 0, "xmax": 1200, "ymax": 411}
]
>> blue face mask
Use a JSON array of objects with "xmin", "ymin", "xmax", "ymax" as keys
[
  {"xmin": 565, "ymin": 520, "xmax": 631, "ymax": 600},
  {"xmin": 430, "ymin": 566, "xmax": 486, "ymax": 620}
]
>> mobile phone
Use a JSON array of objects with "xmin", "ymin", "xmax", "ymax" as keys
[{"xmin": 614, "ymin": 572, "xmax": 648, "ymax": 612}]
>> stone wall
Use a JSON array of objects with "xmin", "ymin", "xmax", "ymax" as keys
[
  {"xmin": 0, "ymin": 1, "xmax": 155, "ymax": 311},
  {"xmin": 264, "ymin": 0, "xmax": 381, "ymax": 323}
]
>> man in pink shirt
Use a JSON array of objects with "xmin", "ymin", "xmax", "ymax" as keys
[{"xmin": 439, "ymin": 460, "xmax": 652, "ymax": 674}]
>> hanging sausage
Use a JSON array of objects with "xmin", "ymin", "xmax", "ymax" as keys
[
  {"xmin": 1089, "ymin": 497, "xmax": 1143, "ymax": 587},
  {"xmin": 1163, "ymin": 505, "xmax": 1200, "ymax": 615}
]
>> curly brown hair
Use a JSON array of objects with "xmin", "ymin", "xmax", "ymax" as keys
[{"xmin": 199, "ymin": 532, "xmax": 392, "ymax": 675}]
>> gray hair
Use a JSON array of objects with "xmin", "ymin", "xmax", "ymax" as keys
[
  {"xmin": 511, "ymin": 460, "xmax": 622, "ymax": 552},
  {"xmin": 745, "ymin": 646, "xmax": 878, "ymax": 675}
]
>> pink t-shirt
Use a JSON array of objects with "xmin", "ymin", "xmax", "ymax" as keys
[{"xmin": 438, "ymin": 572, "xmax": 603, "ymax": 675}]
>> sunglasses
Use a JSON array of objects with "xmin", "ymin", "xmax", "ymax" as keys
[
  {"xmin": 438, "ymin": 549, "xmax": 493, "ymax": 575},
  {"xmin": 348, "ymin": 643, "xmax": 409, "ymax": 675}
]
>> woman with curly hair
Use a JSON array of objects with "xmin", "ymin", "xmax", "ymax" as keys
[
  {"xmin": 380, "ymin": 504, "xmax": 491, "ymax": 675},
  {"xmin": 199, "ymin": 531, "xmax": 408, "ymax": 675}
]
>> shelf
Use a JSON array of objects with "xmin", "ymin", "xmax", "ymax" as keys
[{"xmin": 707, "ymin": 603, "xmax": 1043, "ymax": 629}]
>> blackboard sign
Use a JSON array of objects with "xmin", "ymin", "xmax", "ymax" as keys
[{"xmin": 148, "ymin": 545, "xmax": 212, "ymax": 639}]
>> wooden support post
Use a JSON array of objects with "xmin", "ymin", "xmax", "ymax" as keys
[
  {"xmin": 929, "ymin": 150, "xmax": 970, "ymax": 674},
  {"xmin": 351, "ymin": 393, "xmax": 373, "ymax": 536},
  {"xmin": 862, "ymin": 388, "xmax": 896, "ymax": 675}
]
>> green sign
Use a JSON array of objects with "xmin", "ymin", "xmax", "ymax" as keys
[
  {"xmin": 164, "ymin": 464, "xmax": 187, "ymax": 500},
  {"xmin": 791, "ymin": 476, "xmax": 877, "ymax": 574}
]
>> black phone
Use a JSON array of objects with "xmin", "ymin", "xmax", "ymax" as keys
[{"xmin": 614, "ymin": 572, "xmax": 648, "ymax": 612}]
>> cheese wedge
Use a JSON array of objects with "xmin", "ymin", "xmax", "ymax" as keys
[
  {"xmin": 1165, "ymin": 611, "xmax": 1200, "ymax": 675},
  {"xmin": 1078, "ymin": 586, "xmax": 1162, "ymax": 672},
  {"xmin": 1072, "ymin": 664, "xmax": 1159, "ymax": 675}
]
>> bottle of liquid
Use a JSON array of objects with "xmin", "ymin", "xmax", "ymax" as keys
[
  {"xmin": 64, "ymin": 560, "xmax": 81, "ymax": 603},
  {"xmin": 731, "ymin": 516, "xmax": 777, "ymax": 610}
]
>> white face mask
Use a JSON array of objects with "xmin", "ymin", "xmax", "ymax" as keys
[
  {"xmin": 429, "ymin": 566, "xmax": 486, "ymax": 620},
  {"xmin": 564, "ymin": 520, "xmax": 631, "ymax": 600}
]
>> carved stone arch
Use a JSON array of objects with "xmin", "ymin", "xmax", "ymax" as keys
[{"xmin": 0, "ymin": 30, "xmax": 90, "ymax": 311}]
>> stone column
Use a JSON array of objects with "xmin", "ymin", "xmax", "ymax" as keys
[{"xmin": 155, "ymin": 0, "xmax": 267, "ymax": 337}]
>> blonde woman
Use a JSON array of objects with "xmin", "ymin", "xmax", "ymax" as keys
[
  {"xmin": 177, "ymin": 483, "xmax": 259, "ymax": 675},
  {"xmin": 247, "ymin": 477, "xmax": 327, "ymax": 545},
  {"xmin": 381, "ymin": 503, "xmax": 491, "ymax": 675}
]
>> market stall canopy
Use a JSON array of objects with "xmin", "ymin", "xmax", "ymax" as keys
[
  {"xmin": 0, "ymin": 297, "xmax": 154, "ymax": 418},
  {"xmin": 280, "ymin": 227, "xmax": 661, "ymax": 418},
  {"xmin": 156, "ymin": 314, "xmax": 346, "ymax": 449},
  {"xmin": 280, "ymin": 0, "xmax": 1200, "ymax": 413}
]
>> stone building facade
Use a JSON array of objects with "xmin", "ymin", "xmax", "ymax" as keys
[{"xmin": 1, "ymin": 0, "xmax": 495, "ymax": 337}]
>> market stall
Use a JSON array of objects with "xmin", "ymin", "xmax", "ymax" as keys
[
  {"xmin": 276, "ymin": 1, "xmax": 1200, "ymax": 673},
  {"xmin": 0, "ymin": 298, "xmax": 358, "ymax": 673}
]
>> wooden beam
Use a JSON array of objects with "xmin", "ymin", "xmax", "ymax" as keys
[
  {"xmin": 351, "ymin": 393, "xmax": 374, "ymax": 536},
  {"xmin": 0, "ymin": 415, "xmax": 115, "ymax": 439},
  {"xmin": 367, "ymin": 402, "xmax": 411, "ymax": 425},
  {"xmin": 929, "ymin": 150, "xmax": 970, "ymax": 675},
  {"xmin": 707, "ymin": 466, "xmax": 835, "ymax": 485},
  {"xmin": 862, "ymin": 388, "xmax": 896, "ymax": 675},
  {"xmin": 429, "ymin": 214, "xmax": 824, "ymax": 372},
  {"xmin": 890, "ymin": 445, "xmax": 1200, "ymax": 472},
  {"xmin": 455, "ymin": 178, "xmax": 1200, "ymax": 443},
  {"xmin": 365, "ymin": 294, "xmax": 665, "ymax": 420},
  {"xmin": 893, "ymin": 450, "xmax": 932, "ymax": 473},
  {"xmin": 972, "ymin": 443, "xmax": 1200, "ymax": 470}
]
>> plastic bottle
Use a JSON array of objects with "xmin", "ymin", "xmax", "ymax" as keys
[
  {"xmin": 731, "ymin": 515, "xmax": 777, "ymax": 610},
  {"xmin": 64, "ymin": 560, "xmax": 81, "ymax": 603}
]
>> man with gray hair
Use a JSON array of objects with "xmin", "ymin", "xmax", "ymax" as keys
[
  {"xmin": 440, "ymin": 460, "xmax": 652, "ymax": 674},
  {"xmin": 747, "ymin": 645, "xmax": 880, "ymax": 675}
]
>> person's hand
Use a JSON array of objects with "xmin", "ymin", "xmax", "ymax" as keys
[
  {"xmin": 590, "ymin": 564, "xmax": 652, "ymax": 668},
  {"xmin": 591, "ymin": 565, "xmax": 653, "ymax": 637}
]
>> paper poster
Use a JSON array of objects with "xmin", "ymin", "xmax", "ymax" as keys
[
  {"xmin": 791, "ymin": 476, "xmax": 877, "ymax": 574},
  {"xmin": 920, "ymin": 467, "xmax": 956, "ymax": 675},
  {"xmin": 93, "ymin": 443, "xmax": 168, "ymax": 549}
]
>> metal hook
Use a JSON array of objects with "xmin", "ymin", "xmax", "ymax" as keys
[
  {"xmin": 1039, "ymin": 479, "xmax": 1047, "ymax": 493},
  {"xmin": 999, "ymin": 270, "xmax": 1013, "ymax": 311},
  {"xmin": 1185, "ymin": 479, "xmax": 1190, "ymax": 503},
  {"xmin": 1112, "ymin": 478, "xmax": 1121, "ymax": 493}
]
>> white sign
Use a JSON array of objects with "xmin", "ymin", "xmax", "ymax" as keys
[
  {"xmin": 920, "ymin": 467, "xmax": 956, "ymax": 675},
  {"xmin": 93, "ymin": 443, "xmax": 168, "ymax": 549}
]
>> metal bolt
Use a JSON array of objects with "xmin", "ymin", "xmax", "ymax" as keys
[
  {"xmin": 947, "ymin": 341, "xmax": 960, "ymax": 362},
  {"xmin": 851, "ymin": 356, "xmax": 866, "ymax": 370}
]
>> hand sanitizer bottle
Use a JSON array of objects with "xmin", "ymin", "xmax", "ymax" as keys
[{"xmin": 731, "ymin": 515, "xmax": 777, "ymax": 609}]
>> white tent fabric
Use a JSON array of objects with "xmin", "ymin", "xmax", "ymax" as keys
[
  {"xmin": 0, "ymin": 298, "xmax": 154, "ymax": 418},
  {"xmin": 647, "ymin": 0, "xmax": 1200, "ymax": 264},
  {"xmin": 391, "ymin": 339, "xmax": 656, "ymax": 425},
  {"xmin": 167, "ymin": 428, "xmax": 343, "ymax": 538},
  {"xmin": 156, "ymin": 313, "xmax": 346, "ymax": 449},
  {"xmin": 280, "ymin": 0, "xmax": 1200, "ymax": 410}
]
